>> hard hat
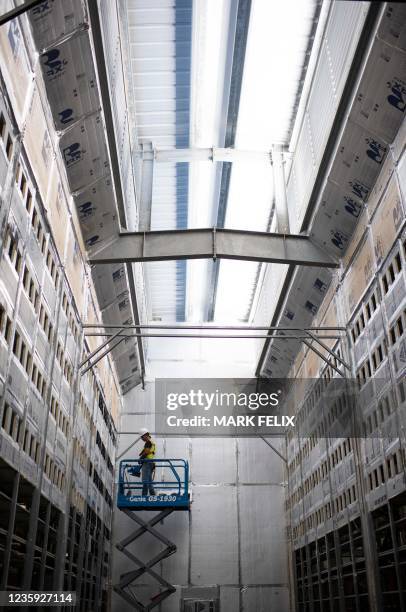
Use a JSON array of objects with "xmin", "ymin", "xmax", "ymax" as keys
[{"xmin": 139, "ymin": 427, "xmax": 149, "ymax": 435}]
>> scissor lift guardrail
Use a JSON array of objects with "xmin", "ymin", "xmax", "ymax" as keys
[{"xmin": 114, "ymin": 459, "xmax": 190, "ymax": 610}]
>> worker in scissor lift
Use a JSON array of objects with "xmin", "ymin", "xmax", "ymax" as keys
[{"xmin": 139, "ymin": 429, "xmax": 156, "ymax": 496}]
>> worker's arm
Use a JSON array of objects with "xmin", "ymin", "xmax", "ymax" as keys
[{"xmin": 139, "ymin": 440, "xmax": 152, "ymax": 458}]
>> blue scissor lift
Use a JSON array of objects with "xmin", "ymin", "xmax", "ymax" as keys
[{"xmin": 114, "ymin": 458, "xmax": 190, "ymax": 610}]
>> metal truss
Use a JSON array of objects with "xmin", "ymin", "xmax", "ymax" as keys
[
  {"xmin": 114, "ymin": 508, "xmax": 177, "ymax": 611},
  {"xmin": 88, "ymin": 228, "xmax": 338, "ymax": 268},
  {"xmin": 80, "ymin": 324, "xmax": 350, "ymax": 377}
]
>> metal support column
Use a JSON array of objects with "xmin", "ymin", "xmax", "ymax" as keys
[
  {"xmin": 87, "ymin": 0, "xmax": 146, "ymax": 387},
  {"xmin": 272, "ymin": 144, "xmax": 290, "ymax": 233},
  {"xmin": 152, "ymin": 146, "xmax": 271, "ymax": 164},
  {"xmin": 138, "ymin": 141, "xmax": 154, "ymax": 232},
  {"xmin": 114, "ymin": 509, "xmax": 178, "ymax": 611}
]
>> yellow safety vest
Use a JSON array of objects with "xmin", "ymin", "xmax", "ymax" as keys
[{"xmin": 144, "ymin": 439, "xmax": 156, "ymax": 459}]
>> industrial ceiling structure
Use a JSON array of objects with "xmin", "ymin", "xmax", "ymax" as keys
[
  {"xmin": 1, "ymin": 1, "xmax": 406, "ymax": 610},
  {"xmin": 28, "ymin": 0, "xmax": 146, "ymax": 394},
  {"xmin": 26, "ymin": 0, "xmax": 406, "ymax": 391}
]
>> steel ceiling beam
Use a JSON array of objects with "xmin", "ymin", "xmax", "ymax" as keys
[
  {"xmin": 151, "ymin": 147, "xmax": 271, "ymax": 164},
  {"xmin": 84, "ymin": 333, "xmax": 341, "ymax": 340},
  {"xmin": 208, "ymin": 0, "xmax": 252, "ymax": 321},
  {"xmin": 89, "ymin": 228, "xmax": 338, "ymax": 268},
  {"xmin": 82, "ymin": 324, "xmax": 345, "ymax": 331},
  {"xmin": 0, "ymin": 0, "xmax": 44, "ymax": 26},
  {"xmin": 87, "ymin": 0, "xmax": 145, "ymax": 386}
]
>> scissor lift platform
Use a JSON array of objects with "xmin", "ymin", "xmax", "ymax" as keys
[
  {"xmin": 117, "ymin": 458, "xmax": 190, "ymax": 510},
  {"xmin": 114, "ymin": 458, "xmax": 190, "ymax": 610}
]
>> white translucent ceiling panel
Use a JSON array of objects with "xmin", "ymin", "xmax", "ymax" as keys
[{"xmin": 214, "ymin": 0, "xmax": 318, "ymax": 323}]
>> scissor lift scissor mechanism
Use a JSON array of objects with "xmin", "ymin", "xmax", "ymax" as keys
[{"xmin": 114, "ymin": 459, "xmax": 190, "ymax": 610}]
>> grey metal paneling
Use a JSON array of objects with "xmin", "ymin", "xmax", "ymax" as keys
[
  {"xmin": 239, "ymin": 485, "xmax": 288, "ymax": 584},
  {"xmin": 161, "ymin": 510, "xmax": 189, "ymax": 586},
  {"xmin": 238, "ymin": 438, "xmax": 284, "ymax": 484},
  {"xmin": 191, "ymin": 438, "xmax": 237, "ymax": 484},
  {"xmin": 121, "ymin": 0, "xmax": 191, "ymax": 320},
  {"xmin": 220, "ymin": 587, "xmax": 240, "ymax": 612},
  {"xmin": 163, "ymin": 437, "xmax": 190, "ymax": 461},
  {"xmin": 191, "ymin": 486, "xmax": 239, "ymax": 585},
  {"xmin": 291, "ymin": 112, "xmax": 316, "ymax": 221},
  {"xmin": 288, "ymin": 1, "xmax": 367, "ymax": 225},
  {"xmin": 161, "ymin": 590, "xmax": 181, "ymax": 612},
  {"xmin": 242, "ymin": 586, "xmax": 290, "ymax": 612},
  {"xmin": 325, "ymin": 1, "xmax": 366, "ymax": 96},
  {"xmin": 99, "ymin": 0, "xmax": 135, "ymax": 221},
  {"xmin": 307, "ymin": 45, "xmax": 336, "ymax": 164}
]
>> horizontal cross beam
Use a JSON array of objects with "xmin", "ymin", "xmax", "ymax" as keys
[
  {"xmin": 82, "ymin": 324, "xmax": 346, "ymax": 330},
  {"xmin": 151, "ymin": 146, "xmax": 272, "ymax": 163},
  {"xmin": 89, "ymin": 228, "xmax": 338, "ymax": 268}
]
